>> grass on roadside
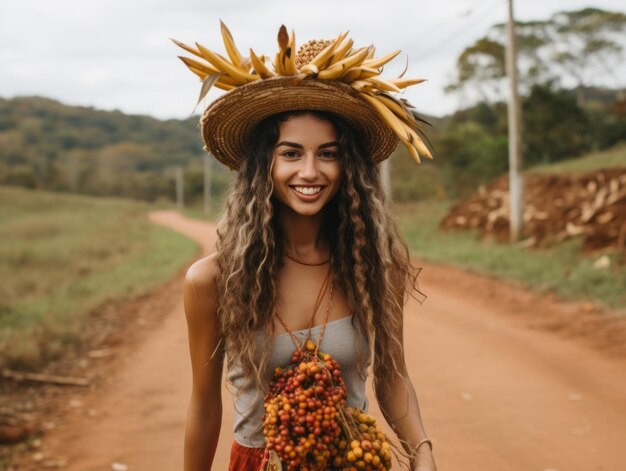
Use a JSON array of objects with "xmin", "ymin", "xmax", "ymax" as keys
[
  {"xmin": 527, "ymin": 142, "xmax": 626, "ymax": 175},
  {"xmin": 161, "ymin": 191, "xmax": 229, "ymax": 223},
  {"xmin": 181, "ymin": 204, "xmax": 225, "ymax": 223},
  {"xmin": 0, "ymin": 186, "xmax": 199, "ymax": 370},
  {"xmin": 394, "ymin": 199, "xmax": 626, "ymax": 314}
]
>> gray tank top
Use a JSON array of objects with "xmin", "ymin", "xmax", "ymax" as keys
[{"xmin": 226, "ymin": 315, "xmax": 371, "ymax": 447}]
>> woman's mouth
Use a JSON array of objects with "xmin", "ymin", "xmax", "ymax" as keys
[{"xmin": 290, "ymin": 185, "xmax": 325, "ymax": 201}]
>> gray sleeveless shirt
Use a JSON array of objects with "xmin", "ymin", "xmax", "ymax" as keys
[{"xmin": 226, "ymin": 315, "xmax": 371, "ymax": 447}]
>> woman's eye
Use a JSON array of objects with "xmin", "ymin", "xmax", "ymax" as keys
[
  {"xmin": 320, "ymin": 151, "xmax": 338, "ymax": 159},
  {"xmin": 281, "ymin": 151, "xmax": 299, "ymax": 158}
]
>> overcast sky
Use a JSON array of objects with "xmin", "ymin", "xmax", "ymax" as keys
[{"xmin": 1, "ymin": 0, "xmax": 624, "ymax": 120}]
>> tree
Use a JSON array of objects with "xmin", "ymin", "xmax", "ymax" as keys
[
  {"xmin": 522, "ymin": 84, "xmax": 591, "ymax": 165},
  {"xmin": 549, "ymin": 8, "xmax": 626, "ymax": 107},
  {"xmin": 447, "ymin": 8, "xmax": 626, "ymax": 107},
  {"xmin": 445, "ymin": 38, "xmax": 506, "ymax": 102}
]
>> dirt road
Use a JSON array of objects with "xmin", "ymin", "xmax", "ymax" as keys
[{"xmin": 23, "ymin": 210, "xmax": 626, "ymax": 470}]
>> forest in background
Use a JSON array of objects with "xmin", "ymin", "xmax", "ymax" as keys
[{"xmin": 1, "ymin": 8, "xmax": 624, "ymax": 206}]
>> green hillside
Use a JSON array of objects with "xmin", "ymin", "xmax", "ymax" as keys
[{"xmin": 0, "ymin": 96, "xmax": 233, "ymax": 202}]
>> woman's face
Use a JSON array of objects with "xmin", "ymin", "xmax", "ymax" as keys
[{"xmin": 271, "ymin": 113, "xmax": 343, "ymax": 217}]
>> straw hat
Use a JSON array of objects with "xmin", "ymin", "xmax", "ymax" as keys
[{"xmin": 173, "ymin": 23, "xmax": 432, "ymax": 171}]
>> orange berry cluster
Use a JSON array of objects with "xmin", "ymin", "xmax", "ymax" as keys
[
  {"xmin": 263, "ymin": 340, "xmax": 394, "ymax": 470},
  {"xmin": 263, "ymin": 343, "xmax": 348, "ymax": 470},
  {"xmin": 334, "ymin": 407, "xmax": 393, "ymax": 470}
]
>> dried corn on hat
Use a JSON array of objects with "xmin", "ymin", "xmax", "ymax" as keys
[
  {"xmin": 173, "ymin": 23, "xmax": 432, "ymax": 171},
  {"xmin": 200, "ymin": 77, "xmax": 401, "ymax": 171}
]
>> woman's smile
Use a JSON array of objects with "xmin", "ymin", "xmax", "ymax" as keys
[{"xmin": 290, "ymin": 185, "xmax": 325, "ymax": 200}]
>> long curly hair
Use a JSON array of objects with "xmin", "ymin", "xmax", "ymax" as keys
[{"xmin": 214, "ymin": 109, "xmax": 426, "ymax": 404}]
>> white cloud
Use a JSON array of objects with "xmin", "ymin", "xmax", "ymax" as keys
[{"xmin": 1, "ymin": 0, "xmax": 624, "ymax": 120}]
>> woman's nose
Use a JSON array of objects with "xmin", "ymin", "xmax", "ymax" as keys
[{"xmin": 299, "ymin": 154, "xmax": 319, "ymax": 179}]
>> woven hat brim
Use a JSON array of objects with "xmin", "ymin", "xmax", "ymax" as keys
[{"xmin": 200, "ymin": 76, "xmax": 399, "ymax": 170}]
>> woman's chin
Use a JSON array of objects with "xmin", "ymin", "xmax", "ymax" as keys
[{"xmin": 277, "ymin": 198, "xmax": 327, "ymax": 217}]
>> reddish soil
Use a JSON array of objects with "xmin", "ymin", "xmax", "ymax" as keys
[
  {"xmin": 440, "ymin": 168, "xmax": 626, "ymax": 254},
  {"xmin": 4, "ymin": 210, "xmax": 626, "ymax": 470}
]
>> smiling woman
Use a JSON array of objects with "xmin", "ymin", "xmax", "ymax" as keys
[
  {"xmin": 178, "ymin": 23, "xmax": 436, "ymax": 471},
  {"xmin": 271, "ymin": 113, "xmax": 343, "ymax": 219}
]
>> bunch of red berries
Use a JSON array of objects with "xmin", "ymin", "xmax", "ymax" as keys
[{"xmin": 263, "ymin": 340, "xmax": 348, "ymax": 470}]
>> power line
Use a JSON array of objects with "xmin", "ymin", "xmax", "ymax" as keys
[{"xmin": 415, "ymin": 0, "xmax": 506, "ymax": 62}]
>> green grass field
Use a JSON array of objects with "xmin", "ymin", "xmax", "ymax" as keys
[
  {"xmin": 0, "ymin": 186, "xmax": 199, "ymax": 370},
  {"xmin": 181, "ymin": 200, "xmax": 227, "ymax": 223},
  {"xmin": 527, "ymin": 142, "xmax": 626, "ymax": 174}
]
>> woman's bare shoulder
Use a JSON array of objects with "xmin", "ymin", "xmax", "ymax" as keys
[{"xmin": 185, "ymin": 252, "xmax": 220, "ymax": 293}]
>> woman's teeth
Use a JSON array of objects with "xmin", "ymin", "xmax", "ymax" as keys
[{"xmin": 294, "ymin": 186, "xmax": 322, "ymax": 195}]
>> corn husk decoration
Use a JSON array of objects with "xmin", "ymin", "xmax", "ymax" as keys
[{"xmin": 172, "ymin": 21, "xmax": 432, "ymax": 165}]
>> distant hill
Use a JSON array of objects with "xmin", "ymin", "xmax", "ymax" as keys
[{"xmin": 0, "ymin": 96, "xmax": 232, "ymax": 202}]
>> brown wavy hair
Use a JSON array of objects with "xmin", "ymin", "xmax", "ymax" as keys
[{"xmin": 214, "ymin": 110, "xmax": 426, "ymax": 404}]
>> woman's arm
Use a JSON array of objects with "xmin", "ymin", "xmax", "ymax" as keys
[
  {"xmin": 374, "ymin": 281, "xmax": 437, "ymax": 471},
  {"xmin": 183, "ymin": 253, "xmax": 224, "ymax": 471},
  {"xmin": 375, "ymin": 372, "xmax": 437, "ymax": 470}
]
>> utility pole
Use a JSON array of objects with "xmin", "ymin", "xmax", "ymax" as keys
[
  {"xmin": 505, "ymin": 0, "xmax": 524, "ymax": 242},
  {"xmin": 204, "ymin": 154, "xmax": 212, "ymax": 216},
  {"xmin": 175, "ymin": 166, "xmax": 184, "ymax": 209}
]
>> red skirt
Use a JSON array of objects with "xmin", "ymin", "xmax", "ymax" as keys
[{"xmin": 228, "ymin": 440, "xmax": 267, "ymax": 471}]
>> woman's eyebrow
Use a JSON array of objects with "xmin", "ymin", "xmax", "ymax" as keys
[
  {"xmin": 275, "ymin": 141, "xmax": 339, "ymax": 149},
  {"xmin": 275, "ymin": 140, "xmax": 303, "ymax": 149}
]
